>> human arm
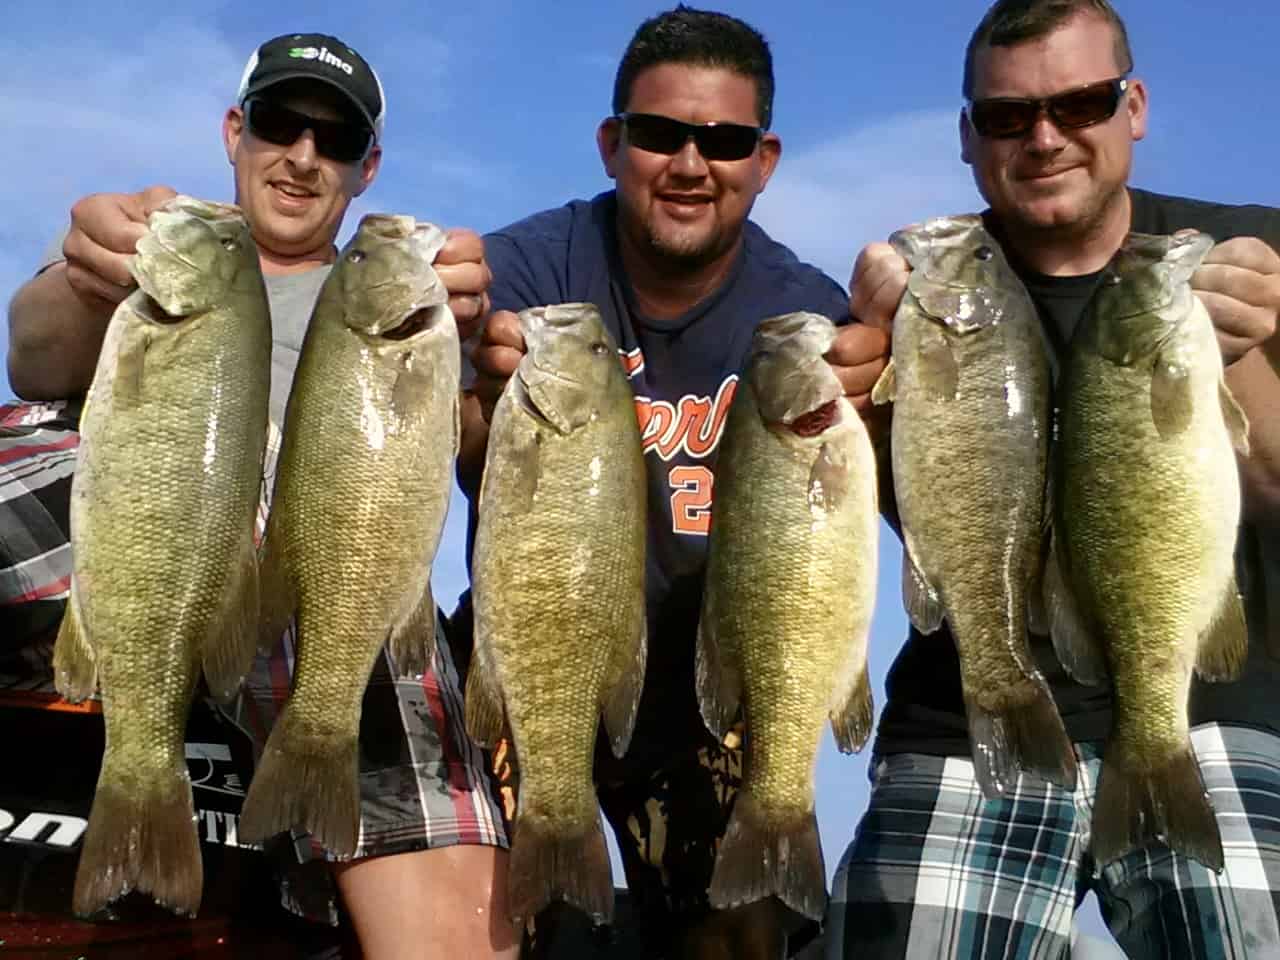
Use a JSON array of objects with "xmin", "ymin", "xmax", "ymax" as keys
[
  {"xmin": 6, "ymin": 187, "xmax": 177, "ymax": 399},
  {"xmin": 1192, "ymin": 235, "xmax": 1280, "ymax": 524}
]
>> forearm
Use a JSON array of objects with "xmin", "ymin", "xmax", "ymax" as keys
[
  {"xmin": 6, "ymin": 263, "xmax": 113, "ymax": 400},
  {"xmin": 1227, "ymin": 346, "xmax": 1280, "ymax": 526}
]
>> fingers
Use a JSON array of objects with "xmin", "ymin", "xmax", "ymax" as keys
[
  {"xmin": 1193, "ymin": 238, "xmax": 1280, "ymax": 363},
  {"xmin": 849, "ymin": 242, "xmax": 909, "ymax": 331},
  {"xmin": 62, "ymin": 190, "xmax": 169, "ymax": 307},
  {"xmin": 437, "ymin": 228, "xmax": 493, "ymax": 343},
  {"xmin": 471, "ymin": 310, "xmax": 526, "ymax": 423},
  {"xmin": 827, "ymin": 320, "xmax": 891, "ymax": 395},
  {"xmin": 826, "ymin": 322, "xmax": 892, "ymax": 445}
]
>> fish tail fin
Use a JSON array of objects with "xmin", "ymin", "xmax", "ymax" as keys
[
  {"xmin": 52, "ymin": 596, "xmax": 97, "ymax": 703},
  {"xmin": 709, "ymin": 790, "xmax": 826, "ymax": 922},
  {"xmin": 202, "ymin": 534, "xmax": 261, "ymax": 702},
  {"xmin": 238, "ymin": 708, "xmax": 360, "ymax": 858},
  {"xmin": 966, "ymin": 686, "xmax": 1077, "ymax": 798},
  {"xmin": 73, "ymin": 749, "xmax": 202, "ymax": 918},
  {"xmin": 1093, "ymin": 742, "xmax": 1223, "ymax": 872},
  {"xmin": 508, "ymin": 810, "xmax": 614, "ymax": 926}
]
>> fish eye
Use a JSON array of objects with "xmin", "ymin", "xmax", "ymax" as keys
[
  {"xmin": 974, "ymin": 245, "xmax": 994, "ymax": 261},
  {"xmin": 220, "ymin": 238, "xmax": 239, "ymax": 252},
  {"xmin": 348, "ymin": 249, "xmax": 367, "ymax": 264},
  {"xmin": 590, "ymin": 342, "xmax": 608, "ymax": 356}
]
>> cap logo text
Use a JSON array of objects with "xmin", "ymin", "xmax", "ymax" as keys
[{"xmin": 288, "ymin": 45, "xmax": 355, "ymax": 76}]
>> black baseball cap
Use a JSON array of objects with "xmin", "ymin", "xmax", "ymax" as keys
[{"xmin": 236, "ymin": 33, "xmax": 385, "ymax": 141}]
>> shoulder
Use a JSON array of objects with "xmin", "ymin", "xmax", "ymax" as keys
[
  {"xmin": 485, "ymin": 193, "xmax": 610, "ymax": 260},
  {"xmin": 740, "ymin": 220, "xmax": 849, "ymax": 319},
  {"xmin": 1130, "ymin": 188, "xmax": 1280, "ymax": 250}
]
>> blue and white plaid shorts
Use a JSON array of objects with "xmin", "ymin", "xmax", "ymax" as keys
[{"xmin": 825, "ymin": 723, "xmax": 1280, "ymax": 959}]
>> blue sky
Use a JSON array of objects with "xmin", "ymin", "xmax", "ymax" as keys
[{"xmin": 4, "ymin": 1, "xmax": 1277, "ymax": 947}]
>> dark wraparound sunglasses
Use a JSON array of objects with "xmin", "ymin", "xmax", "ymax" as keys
[
  {"xmin": 245, "ymin": 98, "xmax": 374, "ymax": 164},
  {"xmin": 966, "ymin": 77, "xmax": 1129, "ymax": 139},
  {"xmin": 615, "ymin": 112, "xmax": 764, "ymax": 161}
]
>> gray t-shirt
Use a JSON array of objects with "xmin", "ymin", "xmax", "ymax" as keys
[{"xmin": 265, "ymin": 268, "xmax": 330, "ymax": 427}]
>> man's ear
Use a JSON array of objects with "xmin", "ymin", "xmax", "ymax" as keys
[
  {"xmin": 597, "ymin": 117, "xmax": 622, "ymax": 179},
  {"xmin": 223, "ymin": 107, "xmax": 244, "ymax": 165}
]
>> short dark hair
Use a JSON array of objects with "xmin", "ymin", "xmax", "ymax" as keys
[
  {"xmin": 962, "ymin": 0, "xmax": 1134, "ymax": 98},
  {"xmin": 612, "ymin": 6, "xmax": 775, "ymax": 129}
]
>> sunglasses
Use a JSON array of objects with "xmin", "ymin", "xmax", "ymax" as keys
[
  {"xmin": 966, "ymin": 77, "xmax": 1129, "ymax": 139},
  {"xmin": 244, "ymin": 98, "xmax": 374, "ymax": 164},
  {"xmin": 615, "ymin": 112, "xmax": 763, "ymax": 161}
]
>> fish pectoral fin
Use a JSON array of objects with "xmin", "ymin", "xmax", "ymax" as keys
[
  {"xmin": 111, "ymin": 320, "xmax": 151, "ymax": 407},
  {"xmin": 601, "ymin": 611, "xmax": 647, "ymax": 759},
  {"xmin": 52, "ymin": 582, "xmax": 97, "ymax": 703},
  {"xmin": 1043, "ymin": 530, "xmax": 1108, "ymax": 686},
  {"xmin": 808, "ymin": 441, "xmax": 851, "ymax": 513},
  {"xmin": 203, "ymin": 533, "xmax": 261, "ymax": 702},
  {"xmin": 388, "ymin": 580, "xmax": 438, "ymax": 679},
  {"xmin": 463, "ymin": 637, "xmax": 506, "ymax": 748},
  {"xmin": 694, "ymin": 597, "xmax": 741, "ymax": 741},
  {"xmin": 1219, "ymin": 378, "xmax": 1251, "ymax": 456},
  {"xmin": 870, "ymin": 358, "xmax": 897, "ymax": 405},
  {"xmin": 1149, "ymin": 348, "xmax": 1195, "ymax": 440},
  {"xmin": 829, "ymin": 642, "xmax": 873, "ymax": 755},
  {"xmin": 919, "ymin": 337, "xmax": 960, "ymax": 401},
  {"xmin": 901, "ymin": 548, "xmax": 944, "ymax": 634},
  {"xmin": 255, "ymin": 526, "xmax": 296, "ymax": 656},
  {"xmin": 493, "ymin": 421, "xmax": 542, "ymax": 515},
  {"xmin": 391, "ymin": 353, "xmax": 433, "ymax": 421},
  {"xmin": 1194, "ymin": 577, "xmax": 1249, "ymax": 682}
]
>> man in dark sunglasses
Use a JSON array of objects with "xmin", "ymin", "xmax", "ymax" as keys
[
  {"xmin": 4, "ymin": 31, "xmax": 517, "ymax": 960},
  {"xmin": 831, "ymin": 2, "xmax": 1280, "ymax": 959},
  {"xmin": 459, "ymin": 6, "xmax": 867, "ymax": 960}
]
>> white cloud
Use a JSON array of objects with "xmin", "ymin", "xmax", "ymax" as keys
[{"xmin": 754, "ymin": 108, "xmax": 985, "ymax": 286}]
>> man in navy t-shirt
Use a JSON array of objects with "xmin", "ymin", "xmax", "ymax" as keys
[{"xmin": 454, "ymin": 7, "xmax": 889, "ymax": 958}]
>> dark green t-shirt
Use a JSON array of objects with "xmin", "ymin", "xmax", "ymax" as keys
[{"xmin": 875, "ymin": 188, "xmax": 1280, "ymax": 758}]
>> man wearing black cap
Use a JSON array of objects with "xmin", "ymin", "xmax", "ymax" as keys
[{"xmin": 4, "ymin": 31, "xmax": 519, "ymax": 960}]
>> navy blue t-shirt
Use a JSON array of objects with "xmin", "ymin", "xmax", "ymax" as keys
[{"xmin": 474, "ymin": 190, "xmax": 849, "ymax": 776}]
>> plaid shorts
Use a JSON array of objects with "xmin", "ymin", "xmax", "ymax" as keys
[
  {"xmin": 0, "ymin": 401, "xmax": 508, "ymax": 925},
  {"xmin": 826, "ymin": 723, "xmax": 1280, "ymax": 959}
]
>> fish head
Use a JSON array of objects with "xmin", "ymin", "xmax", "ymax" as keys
[
  {"xmin": 748, "ymin": 312, "xmax": 845, "ymax": 430},
  {"xmin": 516, "ymin": 303, "xmax": 620, "ymax": 434},
  {"xmin": 130, "ymin": 196, "xmax": 253, "ymax": 322},
  {"xmin": 335, "ymin": 214, "xmax": 454, "ymax": 344},
  {"xmin": 1087, "ymin": 231, "xmax": 1215, "ymax": 365},
  {"xmin": 891, "ymin": 215, "xmax": 1024, "ymax": 336}
]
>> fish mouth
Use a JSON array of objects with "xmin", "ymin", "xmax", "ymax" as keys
[
  {"xmin": 137, "ymin": 292, "xmax": 188, "ymax": 325},
  {"xmin": 786, "ymin": 400, "xmax": 841, "ymax": 436},
  {"xmin": 382, "ymin": 305, "xmax": 448, "ymax": 341}
]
